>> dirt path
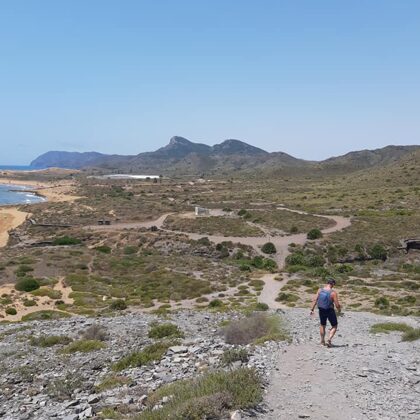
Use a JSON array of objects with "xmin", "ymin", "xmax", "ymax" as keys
[
  {"xmin": 0, "ymin": 208, "xmax": 29, "ymax": 248},
  {"xmin": 256, "ymin": 308, "xmax": 420, "ymax": 420}
]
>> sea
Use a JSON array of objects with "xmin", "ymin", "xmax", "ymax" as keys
[{"xmin": 0, "ymin": 164, "xmax": 46, "ymax": 206}]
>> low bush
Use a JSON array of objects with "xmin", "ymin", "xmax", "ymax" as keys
[
  {"xmin": 370, "ymin": 323, "xmax": 420, "ymax": 342},
  {"xmin": 148, "ymin": 323, "xmax": 184, "ymax": 339},
  {"xmin": 96, "ymin": 375, "xmax": 131, "ymax": 391},
  {"xmin": 374, "ymin": 296, "xmax": 390, "ymax": 309},
  {"xmin": 402, "ymin": 328, "xmax": 420, "ymax": 342},
  {"xmin": 15, "ymin": 277, "xmax": 40, "ymax": 292},
  {"xmin": 276, "ymin": 292, "xmax": 299, "ymax": 303},
  {"xmin": 254, "ymin": 302, "xmax": 269, "ymax": 311},
  {"xmin": 369, "ymin": 244, "xmax": 387, "ymax": 261},
  {"xmin": 82, "ymin": 324, "xmax": 108, "ymax": 341},
  {"xmin": 95, "ymin": 245, "xmax": 112, "ymax": 254},
  {"xmin": 209, "ymin": 299, "xmax": 224, "ymax": 308},
  {"xmin": 30, "ymin": 335, "xmax": 72, "ymax": 347},
  {"xmin": 23, "ymin": 299, "xmax": 37, "ymax": 307},
  {"xmin": 53, "ymin": 236, "xmax": 82, "ymax": 246},
  {"xmin": 5, "ymin": 307, "xmax": 17, "ymax": 315},
  {"xmin": 61, "ymin": 339, "xmax": 106, "ymax": 354},
  {"xmin": 224, "ymin": 313, "xmax": 289, "ymax": 345},
  {"xmin": 112, "ymin": 341, "xmax": 172, "ymax": 372},
  {"xmin": 47, "ymin": 373, "xmax": 82, "ymax": 401},
  {"xmin": 221, "ymin": 348, "xmax": 250, "ymax": 365},
  {"xmin": 21, "ymin": 310, "xmax": 71, "ymax": 321},
  {"xmin": 139, "ymin": 368, "xmax": 262, "ymax": 419},
  {"xmin": 109, "ymin": 299, "xmax": 127, "ymax": 310},
  {"xmin": 261, "ymin": 242, "xmax": 277, "ymax": 254},
  {"xmin": 307, "ymin": 228, "xmax": 323, "ymax": 240}
]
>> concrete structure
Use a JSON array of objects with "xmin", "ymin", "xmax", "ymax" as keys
[{"xmin": 195, "ymin": 206, "xmax": 210, "ymax": 216}]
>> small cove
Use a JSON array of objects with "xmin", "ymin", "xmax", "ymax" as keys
[{"xmin": 0, "ymin": 184, "xmax": 46, "ymax": 206}]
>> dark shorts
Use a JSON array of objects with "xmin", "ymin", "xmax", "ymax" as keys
[{"xmin": 319, "ymin": 308, "xmax": 338, "ymax": 327}]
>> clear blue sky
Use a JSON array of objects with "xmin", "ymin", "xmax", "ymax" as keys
[{"xmin": 1, "ymin": 0, "xmax": 419, "ymax": 164}]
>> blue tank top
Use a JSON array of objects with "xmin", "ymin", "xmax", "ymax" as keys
[{"xmin": 318, "ymin": 288, "xmax": 333, "ymax": 309}]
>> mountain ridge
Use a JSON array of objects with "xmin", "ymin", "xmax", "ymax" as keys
[{"xmin": 30, "ymin": 137, "xmax": 420, "ymax": 176}]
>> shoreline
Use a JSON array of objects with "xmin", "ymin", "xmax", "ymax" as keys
[{"xmin": 0, "ymin": 177, "xmax": 80, "ymax": 248}]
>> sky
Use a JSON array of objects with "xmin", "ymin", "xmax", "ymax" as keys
[{"xmin": 1, "ymin": 0, "xmax": 420, "ymax": 164}]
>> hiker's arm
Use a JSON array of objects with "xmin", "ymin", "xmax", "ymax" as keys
[
  {"xmin": 332, "ymin": 291, "xmax": 341, "ymax": 311},
  {"xmin": 310, "ymin": 290, "xmax": 320, "ymax": 313}
]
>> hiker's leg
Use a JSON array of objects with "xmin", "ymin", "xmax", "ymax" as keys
[
  {"xmin": 327, "ymin": 310, "xmax": 338, "ymax": 343},
  {"xmin": 320, "ymin": 325, "xmax": 326, "ymax": 344}
]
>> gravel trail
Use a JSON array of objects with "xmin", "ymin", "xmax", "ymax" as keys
[{"xmin": 256, "ymin": 308, "xmax": 420, "ymax": 420}]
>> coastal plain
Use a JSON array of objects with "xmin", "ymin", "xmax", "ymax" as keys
[{"xmin": 0, "ymin": 153, "xmax": 419, "ymax": 419}]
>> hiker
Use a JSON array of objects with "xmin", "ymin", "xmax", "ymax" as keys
[{"xmin": 310, "ymin": 278, "xmax": 341, "ymax": 347}]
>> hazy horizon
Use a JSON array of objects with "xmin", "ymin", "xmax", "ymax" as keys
[{"xmin": 1, "ymin": 1, "xmax": 420, "ymax": 164}]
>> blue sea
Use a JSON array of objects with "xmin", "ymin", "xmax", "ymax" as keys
[
  {"xmin": 0, "ymin": 165, "xmax": 35, "ymax": 171},
  {"xmin": 0, "ymin": 184, "xmax": 46, "ymax": 206}
]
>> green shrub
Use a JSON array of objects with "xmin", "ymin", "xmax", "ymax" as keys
[
  {"xmin": 369, "ymin": 244, "xmax": 387, "ymax": 261},
  {"xmin": 23, "ymin": 299, "xmax": 37, "ymax": 307},
  {"xmin": 402, "ymin": 328, "xmax": 420, "ymax": 342},
  {"xmin": 96, "ymin": 375, "xmax": 131, "ymax": 392},
  {"xmin": 112, "ymin": 341, "xmax": 171, "ymax": 372},
  {"xmin": 290, "ymin": 226, "xmax": 298, "ymax": 233},
  {"xmin": 224, "ymin": 313, "xmax": 289, "ymax": 345},
  {"xmin": 109, "ymin": 299, "xmax": 127, "ymax": 310},
  {"xmin": 254, "ymin": 302, "xmax": 269, "ymax": 311},
  {"xmin": 61, "ymin": 339, "xmax": 106, "ymax": 354},
  {"xmin": 124, "ymin": 246, "xmax": 138, "ymax": 255},
  {"xmin": 148, "ymin": 323, "xmax": 184, "ymax": 339},
  {"xmin": 15, "ymin": 277, "xmax": 40, "ymax": 292},
  {"xmin": 285, "ymin": 252, "xmax": 305, "ymax": 266},
  {"xmin": 95, "ymin": 245, "xmax": 111, "ymax": 254},
  {"xmin": 53, "ymin": 236, "xmax": 82, "ymax": 246},
  {"xmin": 261, "ymin": 242, "xmax": 277, "ymax": 254},
  {"xmin": 209, "ymin": 299, "xmax": 224, "ymax": 308},
  {"xmin": 221, "ymin": 348, "xmax": 250, "ymax": 365},
  {"xmin": 82, "ymin": 324, "xmax": 108, "ymax": 341},
  {"xmin": 263, "ymin": 258, "xmax": 278, "ymax": 272},
  {"xmin": 21, "ymin": 310, "xmax": 71, "ymax": 321},
  {"xmin": 276, "ymin": 292, "xmax": 298, "ymax": 303},
  {"xmin": 307, "ymin": 228, "xmax": 323, "ymax": 240},
  {"xmin": 370, "ymin": 323, "xmax": 420, "ymax": 342},
  {"xmin": 139, "ymin": 368, "xmax": 262, "ymax": 419},
  {"xmin": 374, "ymin": 297, "xmax": 390, "ymax": 309},
  {"xmin": 30, "ymin": 335, "xmax": 72, "ymax": 347},
  {"xmin": 237, "ymin": 209, "xmax": 247, "ymax": 216},
  {"xmin": 15, "ymin": 265, "xmax": 34, "ymax": 277},
  {"xmin": 5, "ymin": 307, "xmax": 17, "ymax": 315}
]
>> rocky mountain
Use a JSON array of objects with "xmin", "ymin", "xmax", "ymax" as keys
[{"xmin": 30, "ymin": 138, "xmax": 420, "ymax": 176}]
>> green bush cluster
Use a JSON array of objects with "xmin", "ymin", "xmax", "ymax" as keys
[
  {"xmin": 112, "ymin": 341, "xmax": 172, "ymax": 371},
  {"xmin": 15, "ymin": 277, "xmax": 40, "ymax": 292},
  {"xmin": 53, "ymin": 236, "xmax": 82, "ymax": 246},
  {"xmin": 60, "ymin": 339, "xmax": 106, "ymax": 354},
  {"xmin": 148, "ymin": 323, "xmax": 184, "ymax": 339},
  {"xmin": 139, "ymin": 368, "xmax": 262, "ymax": 419},
  {"xmin": 30, "ymin": 335, "xmax": 72, "ymax": 347},
  {"xmin": 307, "ymin": 228, "xmax": 323, "ymax": 240},
  {"xmin": 261, "ymin": 242, "xmax": 277, "ymax": 254},
  {"xmin": 221, "ymin": 348, "xmax": 250, "ymax": 365},
  {"xmin": 5, "ymin": 307, "xmax": 17, "ymax": 315}
]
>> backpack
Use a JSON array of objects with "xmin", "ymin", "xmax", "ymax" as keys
[{"xmin": 317, "ymin": 288, "xmax": 333, "ymax": 309}]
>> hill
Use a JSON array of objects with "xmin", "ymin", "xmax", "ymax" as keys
[{"xmin": 30, "ymin": 138, "xmax": 420, "ymax": 176}]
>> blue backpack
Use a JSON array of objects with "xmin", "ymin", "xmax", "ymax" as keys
[{"xmin": 318, "ymin": 289, "xmax": 333, "ymax": 309}]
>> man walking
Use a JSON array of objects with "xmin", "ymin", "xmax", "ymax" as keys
[{"xmin": 310, "ymin": 278, "xmax": 341, "ymax": 347}]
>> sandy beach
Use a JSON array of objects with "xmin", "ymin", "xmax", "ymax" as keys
[
  {"xmin": 0, "ymin": 175, "xmax": 80, "ymax": 248},
  {"xmin": 0, "ymin": 207, "xmax": 29, "ymax": 247}
]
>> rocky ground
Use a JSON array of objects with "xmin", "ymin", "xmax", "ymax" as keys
[
  {"xmin": 0, "ymin": 308, "xmax": 419, "ymax": 420},
  {"xmin": 0, "ymin": 310, "xmax": 282, "ymax": 420}
]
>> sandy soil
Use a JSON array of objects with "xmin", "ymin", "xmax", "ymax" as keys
[
  {"xmin": 0, "ymin": 208, "xmax": 30, "ymax": 247},
  {"xmin": 0, "ymin": 278, "xmax": 74, "ymax": 322}
]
